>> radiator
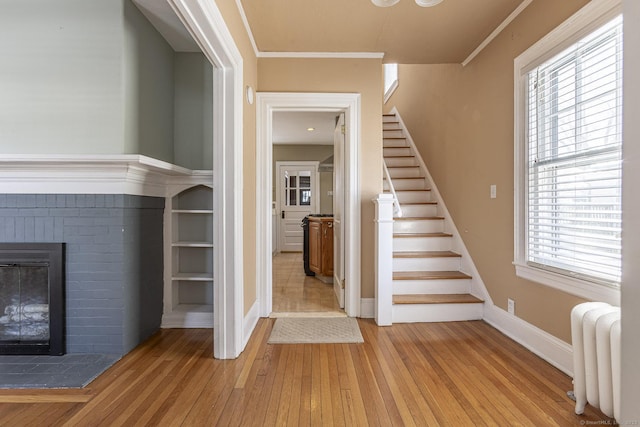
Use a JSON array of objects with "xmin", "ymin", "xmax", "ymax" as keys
[{"xmin": 571, "ymin": 302, "xmax": 621, "ymax": 421}]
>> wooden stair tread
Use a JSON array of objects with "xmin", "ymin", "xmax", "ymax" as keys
[
  {"xmin": 384, "ymin": 155, "xmax": 415, "ymax": 158},
  {"xmin": 393, "ymin": 294, "xmax": 483, "ymax": 305},
  {"xmin": 393, "ymin": 232, "xmax": 452, "ymax": 238},
  {"xmin": 393, "ymin": 251, "xmax": 461, "ymax": 258},
  {"xmin": 391, "ymin": 189, "xmax": 432, "ymax": 192},
  {"xmin": 393, "ymin": 270, "xmax": 471, "ymax": 280},
  {"xmin": 383, "ymin": 136, "xmax": 406, "ymax": 139}
]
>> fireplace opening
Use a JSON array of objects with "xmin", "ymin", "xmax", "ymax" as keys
[{"xmin": 0, "ymin": 243, "xmax": 65, "ymax": 355}]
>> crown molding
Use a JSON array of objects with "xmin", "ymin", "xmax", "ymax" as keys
[
  {"xmin": 258, "ymin": 51, "xmax": 385, "ymax": 59},
  {"xmin": 462, "ymin": 0, "xmax": 533, "ymax": 67},
  {"xmin": 234, "ymin": 0, "xmax": 259, "ymax": 56}
]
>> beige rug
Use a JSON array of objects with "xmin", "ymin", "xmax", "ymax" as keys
[{"xmin": 268, "ymin": 317, "xmax": 364, "ymax": 344}]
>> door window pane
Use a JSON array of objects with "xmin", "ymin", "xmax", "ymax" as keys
[{"xmin": 300, "ymin": 189, "xmax": 311, "ymax": 206}]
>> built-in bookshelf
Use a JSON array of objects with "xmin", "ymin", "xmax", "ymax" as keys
[{"xmin": 162, "ymin": 182, "xmax": 213, "ymax": 328}]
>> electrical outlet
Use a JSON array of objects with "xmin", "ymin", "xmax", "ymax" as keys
[
  {"xmin": 490, "ymin": 184, "xmax": 497, "ymax": 199},
  {"xmin": 507, "ymin": 298, "xmax": 515, "ymax": 315}
]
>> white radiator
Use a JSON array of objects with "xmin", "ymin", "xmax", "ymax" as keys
[{"xmin": 571, "ymin": 302, "xmax": 621, "ymax": 421}]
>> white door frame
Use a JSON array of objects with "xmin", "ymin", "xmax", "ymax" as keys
[
  {"xmin": 275, "ymin": 161, "xmax": 320, "ymax": 253},
  {"xmin": 256, "ymin": 92, "xmax": 361, "ymax": 317},
  {"xmin": 169, "ymin": 0, "xmax": 244, "ymax": 359}
]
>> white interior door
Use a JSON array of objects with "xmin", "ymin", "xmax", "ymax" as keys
[
  {"xmin": 277, "ymin": 162, "xmax": 319, "ymax": 252},
  {"xmin": 333, "ymin": 114, "xmax": 346, "ymax": 306}
]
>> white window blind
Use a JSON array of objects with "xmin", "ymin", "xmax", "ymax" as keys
[{"xmin": 526, "ymin": 15, "xmax": 623, "ymax": 285}]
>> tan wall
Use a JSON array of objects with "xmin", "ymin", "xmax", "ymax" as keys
[
  {"xmin": 385, "ymin": 0, "xmax": 591, "ymax": 343},
  {"xmin": 258, "ymin": 57, "xmax": 383, "ymax": 299},
  {"xmin": 216, "ymin": 0, "xmax": 258, "ymax": 315}
]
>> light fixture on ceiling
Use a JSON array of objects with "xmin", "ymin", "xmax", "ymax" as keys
[
  {"xmin": 307, "ymin": 127, "xmax": 315, "ymax": 132},
  {"xmin": 371, "ymin": 0, "xmax": 442, "ymax": 7}
]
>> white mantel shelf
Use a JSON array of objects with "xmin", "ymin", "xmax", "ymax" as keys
[{"xmin": 0, "ymin": 154, "xmax": 212, "ymax": 197}]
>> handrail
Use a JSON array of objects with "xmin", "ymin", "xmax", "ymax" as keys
[{"xmin": 383, "ymin": 162, "xmax": 402, "ymax": 218}]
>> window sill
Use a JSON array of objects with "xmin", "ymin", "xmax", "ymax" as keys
[{"xmin": 514, "ymin": 262, "xmax": 620, "ymax": 306}]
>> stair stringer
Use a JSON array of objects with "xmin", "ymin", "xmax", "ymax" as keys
[{"xmin": 388, "ymin": 106, "xmax": 493, "ymax": 309}]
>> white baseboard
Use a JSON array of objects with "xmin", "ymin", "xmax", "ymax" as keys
[
  {"xmin": 483, "ymin": 304, "xmax": 573, "ymax": 376},
  {"xmin": 334, "ymin": 276, "xmax": 345, "ymax": 308},
  {"xmin": 243, "ymin": 300, "xmax": 260, "ymax": 348},
  {"xmin": 360, "ymin": 298, "xmax": 375, "ymax": 318}
]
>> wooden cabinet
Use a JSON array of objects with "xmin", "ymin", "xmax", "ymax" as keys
[{"xmin": 309, "ymin": 216, "xmax": 333, "ymax": 277}]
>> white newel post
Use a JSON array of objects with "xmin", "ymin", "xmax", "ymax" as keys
[{"xmin": 374, "ymin": 194, "xmax": 394, "ymax": 326}]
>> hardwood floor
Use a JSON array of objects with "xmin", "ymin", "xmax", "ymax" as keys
[
  {"xmin": 272, "ymin": 252, "xmax": 342, "ymax": 314},
  {"xmin": 0, "ymin": 320, "xmax": 612, "ymax": 426}
]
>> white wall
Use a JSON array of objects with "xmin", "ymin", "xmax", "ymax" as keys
[
  {"xmin": 0, "ymin": 0, "xmax": 123, "ymax": 154},
  {"xmin": 621, "ymin": 0, "xmax": 640, "ymax": 422}
]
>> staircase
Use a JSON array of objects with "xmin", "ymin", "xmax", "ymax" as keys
[{"xmin": 382, "ymin": 112, "xmax": 484, "ymax": 323}]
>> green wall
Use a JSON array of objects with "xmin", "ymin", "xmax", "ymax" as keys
[
  {"xmin": 0, "ymin": 0, "xmax": 124, "ymax": 154},
  {"xmin": 0, "ymin": 0, "xmax": 213, "ymax": 171}
]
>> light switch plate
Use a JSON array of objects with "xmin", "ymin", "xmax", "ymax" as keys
[{"xmin": 490, "ymin": 184, "xmax": 497, "ymax": 199}]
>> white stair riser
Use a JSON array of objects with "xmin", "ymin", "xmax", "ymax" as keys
[
  {"xmin": 394, "ymin": 219, "xmax": 444, "ymax": 234},
  {"xmin": 386, "ymin": 180, "xmax": 423, "ymax": 191},
  {"xmin": 393, "ymin": 279, "xmax": 471, "ymax": 295},
  {"xmin": 383, "ymin": 115, "xmax": 397, "ymax": 123},
  {"xmin": 388, "ymin": 167, "xmax": 422, "ymax": 178},
  {"xmin": 396, "ymin": 191, "xmax": 432, "ymax": 204},
  {"xmin": 383, "ymin": 121, "xmax": 400, "ymax": 129},
  {"xmin": 393, "ymin": 236, "xmax": 452, "ymax": 251},
  {"xmin": 383, "ymin": 129, "xmax": 404, "ymax": 137},
  {"xmin": 387, "ymin": 178, "xmax": 425, "ymax": 190},
  {"xmin": 392, "ymin": 302, "xmax": 484, "ymax": 323},
  {"xmin": 385, "ymin": 157, "xmax": 418, "ymax": 167},
  {"xmin": 384, "ymin": 147, "xmax": 412, "ymax": 157},
  {"xmin": 383, "ymin": 138, "xmax": 408, "ymax": 147},
  {"xmin": 400, "ymin": 204, "xmax": 438, "ymax": 217},
  {"xmin": 393, "ymin": 256, "xmax": 461, "ymax": 272}
]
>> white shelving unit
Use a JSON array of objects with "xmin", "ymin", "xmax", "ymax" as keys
[{"xmin": 162, "ymin": 180, "xmax": 214, "ymax": 328}]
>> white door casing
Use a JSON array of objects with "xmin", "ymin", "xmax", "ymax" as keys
[
  {"xmin": 256, "ymin": 92, "xmax": 361, "ymax": 318},
  {"xmin": 169, "ymin": 0, "xmax": 244, "ymax": 359},
  {"xmin": 276, "ymin": 161, "xmax": 319, "ymax": 252},
  {"xmin": 333, "ymin": 113, "xmax": 346, "ymax": 307}
]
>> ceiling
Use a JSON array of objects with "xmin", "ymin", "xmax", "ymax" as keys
[
  {"xmin": 273, "ymin": 112, "xmax": 339, "ymax": 145},
  {"xmin": 240, "ymin": 0, "xmax": 526, "ymax": 64}
]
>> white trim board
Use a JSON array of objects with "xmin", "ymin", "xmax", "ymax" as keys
[
  {"xmin": 256, "ymin": 92, "xmax": 362, "ymax": 319},
  {"xmin": 360, "ymin": 298, "xmax": 375, "ymax": 319},
  {"xmin": 0, "ymin": 154, "xmax": 203, "ymax": 197},
  {"xmin": 258, "ymin": 52, "xmax": 385, "ymax": 59},
  {"xmin": 462, "ymin": 0, "xmax": 533, "ymax": 67},
  {"xmin": 483, "ymin": 304, "xmax": 573, "ymax": 377},
  {"xmin": 243, "ymin": 300, "xmax": 261, "ymax": 348},
  {"xmin": 170, "ymin": 0, "xmax": 245, "ymax": 359}
]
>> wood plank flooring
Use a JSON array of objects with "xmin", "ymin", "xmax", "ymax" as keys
[
  {"xmin": 272, "ymin": 252, "xmax": 342, "ymax": 314},
  {"xmin": 0, "ymin": 320, "xmax": 613, "ymax": 426}
]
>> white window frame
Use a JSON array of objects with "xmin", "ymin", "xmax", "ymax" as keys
[
  {"xmin": 514, "ymin": 0, "xmax": 622, "ymax": 305},
  {"xmin": 384, "ymin": 63, "xmax": 398, "ymax": 104}
]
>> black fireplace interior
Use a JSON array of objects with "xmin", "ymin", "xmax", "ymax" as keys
[{"xmin": 0, "ymin": 243, "xmax": 65, "ymax": 355}]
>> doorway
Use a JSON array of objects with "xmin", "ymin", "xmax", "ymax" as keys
[
  {"xmin": 256, "ymin": 93, "xmax": 362, "ymax": 318},
  {"xmin": 276, "ymin": 161, "xmax": 320, "ymax": 253}
]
